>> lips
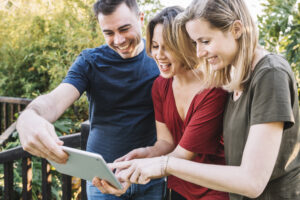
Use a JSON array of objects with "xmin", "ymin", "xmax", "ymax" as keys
[
  {"xmin": 159, "ymin": 63, "xmax": 171, "ymax": 72},
  {"xmin": 207, "ymin": 56, "xmax": 218, "ymax": 65},
  {"xmin": 116, "ymin": 42, "xmax": 131, "ymax": 54},
  {"xmin": 118, "ymin": 44, "xmax": 129, "ymax": 50}
]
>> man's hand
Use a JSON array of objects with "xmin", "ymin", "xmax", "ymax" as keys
[
  {"xmin": 17, "ymin": 109, "xmax": 68, "ymax": 163},
  {"xmin": 114, "ymin": 147, "xmax": 151, "ymax": 162},
  {"xmin": 92, "ymin": 177, "xmax": 131, "ymax": 196}
]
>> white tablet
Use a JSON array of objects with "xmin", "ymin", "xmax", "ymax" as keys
[{"xmin": 48, "ymin": 146, "xmax": 123, "ymax": 189}]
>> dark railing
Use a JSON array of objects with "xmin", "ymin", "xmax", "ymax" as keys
[
  {"xmin": 0, "ymin": 96, "xmax": 31, "ymax": 132},
  {"xmin": 0, "ymin": 97, "xmax": 32, "ymax": 145},
  {"xmin": 0, "ymin": 97, "xmax": 90, "ymax": 200}
]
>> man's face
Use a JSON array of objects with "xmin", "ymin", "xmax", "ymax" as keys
[{"xmin": 98, "ymin": 3, "xmax": 144, "ymax": 59}]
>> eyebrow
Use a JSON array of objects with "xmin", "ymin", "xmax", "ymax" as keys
[
  {"xmin": 102, "ymin": 24, "xmax": 131, "ymax": 33},
  {"xmin": 118, "ymin": 24, "xmax": 131, "ymax": 30},
  {"xmin": 197, "ymin": 36, "xmax": 210, "ymax": 41}
]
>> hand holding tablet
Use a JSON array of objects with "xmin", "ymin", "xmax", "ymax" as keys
[{"xmin": 47, "ymin": 146, "xmax": 123, "ymax": 189}]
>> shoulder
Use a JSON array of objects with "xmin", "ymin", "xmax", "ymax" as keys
[
  {"xmin": 196, "ymin": 87, "xmax": 228, "ymax": 102},
  {"xmin": 153, "ymin": 76, "xmax": 171, "ymax": 88},
  {"xmin": 152, "ymin": 76, "xmax": 172, "ymax": 97},
  {"xmin": 81, "ymin": 45, "xmax": 106, "ymax": 56},
  {"xmin": 79, "ymin": 44, "xmax": 126, "ymax": 65},
  {"xmin": 261, "ymin": 54, "xmax": 290, "ymax": 70},
  {"xmin": 252, "ymin": 54, "xmax": 294, "ymax": 83},
  {"xmin": 191, "ymin": 87, "xmax": 228, "ymax": 110},
  {"xmin": 207, "ymin": 87, "xmax": 228, "ymax": 96}
]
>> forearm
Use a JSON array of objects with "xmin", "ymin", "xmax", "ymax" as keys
[
  {"xmin": 15, "ymin": 84, "xmax": 79, "ymax": 163},
  {"xmin": 113, "ymin": 123, "xmax": 282, "ymax": 198},
  {"xmin": 18, "ymin": 83, "xmax": 79, "ymax": 124},
  {"xmin": 146, "ymin": 140, "xmax": 175, "ymax": 158},
  {"xmin": 22, "ymin": 94, "xmax": 60, "ymax": 123},
  {"xmin": 166, "ymin": 157, "xmax": 261, "ymax": 198},
  {"xmin": 15, "ymin": 95, "xmax": 69, "ymax": 163}
]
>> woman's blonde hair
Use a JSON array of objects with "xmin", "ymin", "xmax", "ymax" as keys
[
  {"xmin": 146, "ymin": 6, "xmax": 199, "ymax": 71},
  {"xmin": 175, "ymin": 0, "xmax": 258, "ymax": 91}
]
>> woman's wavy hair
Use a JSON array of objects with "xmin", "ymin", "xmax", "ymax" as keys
[
  {"xmin": 175, "ymin": 0, "xmax": 258, "ymax": 91},
  {"xmin": 146, "ymin": 6, "xmax": 199, "ymax": 71}
]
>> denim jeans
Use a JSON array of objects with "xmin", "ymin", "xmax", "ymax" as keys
[{"xmin": 87, "ymin": 178, "xmax": 166, "ymax": 200}]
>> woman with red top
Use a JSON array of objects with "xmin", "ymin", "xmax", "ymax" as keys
[{"xmin": 95, "ymin": 6, "xmax": 229, "ymax": 200}]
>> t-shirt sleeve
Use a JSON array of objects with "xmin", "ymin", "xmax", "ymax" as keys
[
  {"xmin": 179, "ymin": 88, "xmax": 228, "ymax": 154},
  {"xmin": 62, "ymin": 52, "xmax": 90, "ymax": 95},
  {"xmin": 151, "ymin": 77, "xmax": 165, "ymax": 123},
  {"xmin": 250, "ymin": 68, "xmax": 295, "ymax": 129}
]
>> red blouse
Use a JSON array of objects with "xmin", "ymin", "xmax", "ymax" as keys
[{"xmin": 152, "ymin": 76, "xmax": 229, "ymax": 200}]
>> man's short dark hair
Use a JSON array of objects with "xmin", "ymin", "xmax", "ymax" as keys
[{"xmin": 93, "ymin": 0, "xmax": 139, "ymax": 17}]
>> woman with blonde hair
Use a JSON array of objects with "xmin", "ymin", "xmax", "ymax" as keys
[{"xmin": 110, "ymin": 0, "xmax": 300, "ymax": 199}]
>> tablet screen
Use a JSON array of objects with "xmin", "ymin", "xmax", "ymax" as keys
[{"xmin": 48, "ymin": 146, "xmax": 123, "ymax": 189}]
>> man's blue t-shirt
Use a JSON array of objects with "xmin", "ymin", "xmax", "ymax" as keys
[{"xmin": 63, "ymin": 42, "xmax": 159, "ymax": 162}]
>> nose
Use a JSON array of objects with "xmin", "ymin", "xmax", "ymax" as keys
[
  {"xmin": 156, "ymin": 48, "xmax": 166, "ymax": 60},
  {"xmin": 114, "ymin": 33, "xmax": 126, "ymax": 45},
  {"xmin": 196, "ymin": 45, "xmax": 207, "ymax": 58}
]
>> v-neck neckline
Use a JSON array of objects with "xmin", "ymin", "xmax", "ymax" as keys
[{"xmin": 170, "ymin": 78, "xmax": 199, "ymax": 125}]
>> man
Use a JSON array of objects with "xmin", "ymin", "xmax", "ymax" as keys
[{"xmin": 16, "ymin": 0, "xmax": 164, "ymax": 199}]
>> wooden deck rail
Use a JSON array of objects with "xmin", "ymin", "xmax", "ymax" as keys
[
  {"xmin": 0, "ymin": 96, "xmax": 32, "ymax": 145},
  {"xmin": 0, "ymin": 122, "xmax": 90, "ymax": 200},
  {"xmin": 0, "ymin": 96, "xmax": 31, "ymax": 133},
  {"xmin": 0, "ymin": 96, "xmax": 90, "ymax": 199}
]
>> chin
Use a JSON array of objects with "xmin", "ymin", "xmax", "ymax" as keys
[
  {"xmin": 160, "ymin": 72, "xmax": 173, "ymax": 79},
  {"xmin": 118, "ymin": 50, "xmax": 135, "ymax": 59},
  {"xmin": 114, "ymin": 45, "xmax": 136, "ymax": 59},
  {"xmin": 211, "ymin": 64, "xmax": 225, "ymax": 71},
  {"xmin": 119, "ymin": 53, "xmax": 132, "ymax": 59}
]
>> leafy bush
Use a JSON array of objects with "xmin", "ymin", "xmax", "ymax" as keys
[
  {"xmin": 0, "ymin": 0, "xmax": 102, "ymax": 122},
  {"xmin": 258, "ymin": 0, "xmax": 300, "ymax": 103},
  {"xmin": 258, "ymin": 0, "xmax": 300, "ymax": 80}
]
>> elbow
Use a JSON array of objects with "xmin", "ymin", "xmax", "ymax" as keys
[
  {"xmin": 237, "ymin": 162, "xmax": 271, "ymax": 198},
  {"xmin": 242, "ymin": 175, "xmax": 267, "ymax": 198},
  {"xmin": 244, "ymin": 184, "xmax": 264, "ymax": 198}
]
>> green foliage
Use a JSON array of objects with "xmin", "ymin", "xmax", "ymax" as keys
[
  {"xmin": 139, "ymin": 0, "xmax": 163, "ymax": 22},
  {"xmin": 258, "ymin": 0, "xmax": 300, "ymax": 80},
  {"xmin": 0, "ymin": 0, "xmax": 98, "ymax": 97},
  {"xmin": 0, "ymin": 0, "xmax": 102, "ymax": 122}
]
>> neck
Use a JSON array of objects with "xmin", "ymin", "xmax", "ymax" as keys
[
  {"xmin": 173, "ymin": 68, "xmax": 201, "ymax": 86},
  {"xmin": 252, "ymin": 46, "xmax": 268, "ymax": 70},
  {"xmin": 135, "ymin": 41, "xmax": 144, "ymax": 56}
]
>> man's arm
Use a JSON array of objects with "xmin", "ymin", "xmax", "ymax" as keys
[{"xmin": 16, "ymin": 83, "xmax": 80, "ymax": 163}]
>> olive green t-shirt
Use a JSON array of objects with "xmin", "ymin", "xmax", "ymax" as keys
[{"xmin": 223, "ymin": 54, "xmax": 300, "ymax": 200}]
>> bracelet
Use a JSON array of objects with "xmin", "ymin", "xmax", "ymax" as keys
[{"xmin": 160, "ymin": 156, "xmax": 169, "ymax": 176}]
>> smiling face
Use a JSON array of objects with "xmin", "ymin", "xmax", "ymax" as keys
[
  {"xmin": 151, "ymin": 24, "xmax": 185, "ymax": 78},
  {"xmin": 98, "ymin": 3, "xmax": 143, "ymax": 59},
  {"xmin": 186, "ymin": 18, "xmax": 239, "ymax": 71}
]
